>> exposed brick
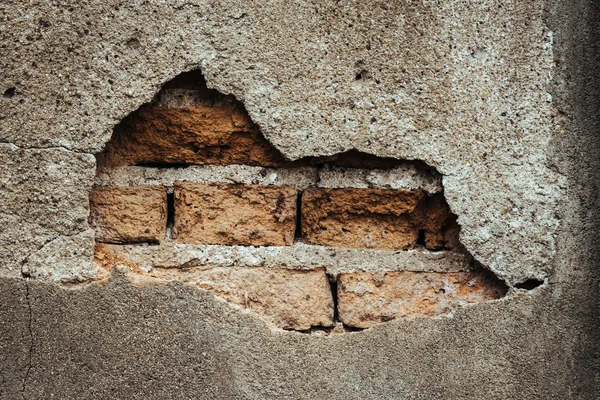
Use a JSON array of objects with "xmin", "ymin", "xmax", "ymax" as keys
[
  {"xmin": 148, "ymin": 266, "xmax": 334, "ymax": 331},
  {"xmin": 301, "ymin": 188, "xmax": 459, "ymax": 251},
  {"xmin": 337, "ymin": 270, "xmax": 507, "ymax": 328},
  {"xmin": 301, "ymin": 188, "xmax": 425, "ymax": 250},
  {"xmin": 89, "ymin": 186, "xmax": 167, "ymax": 244},
  {"xmin": 411, "ymin": 193, "xmax": 461, "ymax": 251},
  {"xmin": 173, "ymin": 182, "xmax": 297, "ymax": 246},
  {"xmin": 97, "ymin": 104, "xmax": 286, "ymax": 168}
]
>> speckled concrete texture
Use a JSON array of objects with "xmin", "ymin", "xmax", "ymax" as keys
[
  {"xmin": 1, "ymin": 0, "xmax": 563, "ymax": 284},
  {"xmin": 0, "ymin": 0, "xmax": 599, "ymax": 397}
]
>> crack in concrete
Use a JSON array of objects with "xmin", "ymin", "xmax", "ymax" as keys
[
  {"xmin": 21, "ymin": 230, "xmax": 91, "ymax": 278},
  {"xmin": 0, "ymin": 141, "xmax": 91, "ymax": 155},
  {"xmin": 20, "ymin": 280, "xmax": 34, "ymax": 400}
]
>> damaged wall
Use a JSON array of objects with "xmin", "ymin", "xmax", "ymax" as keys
[{"xmin": 0, "ymin": 0, "xmax": 599, "ymax": 398}]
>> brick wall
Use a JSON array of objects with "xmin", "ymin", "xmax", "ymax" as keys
[{"xmin": 91, "ymin": 70, "xmax": 506, "ymax": 333}]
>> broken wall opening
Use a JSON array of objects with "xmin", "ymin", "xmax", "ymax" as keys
[{"xmin": 92, "ymin": 69, "xmax": 508, "ymax": 334}]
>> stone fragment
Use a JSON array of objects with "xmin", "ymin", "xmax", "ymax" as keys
[
  {"xmin": 173, "ymin": 182, "xmax": 297, "ymax": 246},
  {"xmin": 22, "ymin": 230, "xmax": 100, "ymax": 283},
  {"xmin": 96, "ymin": 103, "xmax": 286, "ymax": 168},
  {"xmin": 337, "ymin": 270, "xmax": 507, "ymax": 329},
  {"xmin": 148, "ymin": 266, "xmax": 335, "ymax": 331},
  {"xmin": 89, "ymin": 185, "xmax": 167, "ymax": 244}
]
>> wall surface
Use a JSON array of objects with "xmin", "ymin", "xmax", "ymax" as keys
[{"xmin": 0, "ymin": 0, "xmax": 599, "ymax": 398}]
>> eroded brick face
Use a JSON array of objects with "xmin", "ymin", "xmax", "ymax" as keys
[
  {"xmin": 337, "ymin": 271, "xmax": 507, "ymax": 329},
  {"xmin": 173, "ymin": 182, "xmax": 297, "ymax": 246},
  {"xmin": 149, "ymin": 266, "xmax": 334, "ymax": 330},
  {"xmin": 89, "ymin": 186, "xmax": 167, "ymax": 244},
  {"xmin": 301, "ymin": 188, "xmax": 457, "ymax": 251},
  {"xmin": 97, "ymin": 104, "xmax": 285, "ymax": 168}
]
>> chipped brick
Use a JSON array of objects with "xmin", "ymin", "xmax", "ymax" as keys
[
  {"xmin": 173, "ymin": 182, "xmax": 297, "ymax": 246},
  {"xmin": 337, "ymin": 270, "xmax": 507, "ymax": 328},
  {"xmin": 89, "ymin": 185, "xmax": 167, "ymax": 244}
]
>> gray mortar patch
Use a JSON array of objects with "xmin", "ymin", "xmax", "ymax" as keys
[
  {"xmin": 94, "ymin": 165, "xmax": 442, "ymax": 193},
  {"xmin": 96, "ymin": 241, "xmax": 471, "ymax": 277}
]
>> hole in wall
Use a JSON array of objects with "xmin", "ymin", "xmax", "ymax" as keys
[
  {"xmin": 90, "ymin": 68, "xmax": 512, "ymax": 334},
  {"xmin": 514, "ymin": 279, "xmax": 544, "ymax": 290},
  {"xmin": 3, "ymin": 87, "xmax": 15, "ymax": 99},
  {"xmin": 166, "ymin": 191, "xmax": 175, "ymax": 235}
]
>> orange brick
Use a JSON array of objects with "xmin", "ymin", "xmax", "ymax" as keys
[
  {"xmin": 301, "ymin": 188, "xmax": 425, "ymax": 250},
  {"xmin": 89, "ymin": 186, "xmax": 167, "ymax": 244},
  {"xmin": 173, "ymin": 182, "xmax": 297, "ymax": 246},
  {"xmin": 337, "ymin": 270, "xmax": 507, "ymax": 328},
  {"xmin": 96, "ymin": 104, "xmax": 285, "ymax": 168},
  {"xmin": 301, "ymin": 188, "xmax": 460, "ymax": 251},
  {"xmin": 149, "ymin": 266, "xmax": 334, "ymax": 330}
]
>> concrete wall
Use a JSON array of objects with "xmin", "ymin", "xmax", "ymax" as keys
[{"xmin": 0, "ymin": 0, "xmax": 598, "ymax": 398}]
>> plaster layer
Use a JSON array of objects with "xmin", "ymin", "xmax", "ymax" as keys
[
  {"xmin": 0, "ymin": 145, "xmax": 95, "ymax": 278},
  {"xmin": 0, "ymin": 0, "xmax": 563, "ymax": 283}
]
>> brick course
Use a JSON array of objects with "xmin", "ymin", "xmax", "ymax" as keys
[
  {"xmin": 173, "ymin": 182, "xmax": 297, "ymax": 246},
  {"xmin": 337, "ymin": 270, "xmax": 507, "ymax": 328},
  {"xmin": 89, "ymin": 186, "xmax": 167, "ymax": 244}
]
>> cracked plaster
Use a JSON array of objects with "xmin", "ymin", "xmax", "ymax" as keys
[{"xmin": 1, "ymin": 0, "xmax": 564, "ymax": 285}]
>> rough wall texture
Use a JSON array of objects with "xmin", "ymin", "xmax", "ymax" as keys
[
  {"xmin": 0, "ymin": 0, "xmax": 599, "ymax": 398},
  {"xmin": 0, "ymin": 0, "xmax": 564, "ymax": 284}
]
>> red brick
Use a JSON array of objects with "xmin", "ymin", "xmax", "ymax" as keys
[
  {"xmin": 173, "ymin": 182, "xmax": 297, "ymax": 246},
  {"xmin": 337, "ymin": 270, "xmax": 507, "ymax": 328},
  {"xmin": 89, "ymin": 186, "xmax": 167, "ymax": 244}
]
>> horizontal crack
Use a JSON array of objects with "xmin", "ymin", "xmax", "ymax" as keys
[{"xmin": 0, "ymin": 141, "xmax": 91, "ymax": 155}]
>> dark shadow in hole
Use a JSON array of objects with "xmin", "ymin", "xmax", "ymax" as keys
[
  {"xmin": 329, "ymin": 274, "xmax": 339, "ymax": 323},
  {"xmin": 294, "ymin": 191, "xmax": 303, "ymax": 242},
  {"xmin": 166, "ymin": 192, "xmax": 175, "ymax": 232},
  {"xmin": 416, "ymin": 229, "xmax": 426, "ymax": 246},
  {"xmin": 514, "ymin": 279, "xmax": 544, "ymax": 290},
  {"xmin": 3, "ymin": 87, "xmax": 15, "ymax": 98}
]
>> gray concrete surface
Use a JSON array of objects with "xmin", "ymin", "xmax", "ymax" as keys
[
  {"xmin": 0, "ymin": 270, "xmax": 591, "ymax": 399},
  {"xmin": 0, "ymin": 0, "xmax": 566, "ymax": 284},
  {"xmin": 0, "ymin": 0, "xmax": 599, "ymax": 398}
]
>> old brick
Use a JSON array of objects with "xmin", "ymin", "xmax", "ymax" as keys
[
  {"xmin": 89, "ymin": 186, "xmax": 167, "ymax": 244},
  {"xmin": 173, "ymin": 182, "xmax": 297, "ymax": 246},
  {"xmin": 301, "ymin": 188, "xmax": 426, "ymax": 250},
  {"xmin": 148, "ymin": 266, "xmax": 334, "ymax": 330},
  {"xmin": 337, "ymin": 270, "xmax": 507, "ymax": 328},
  {"xmin": 412, "ymin": 193, "xmax": 461, "ymax": 251},
  {"xmin": 301, "ymin": 188, "xmax": 460, "ymax": 251},
  {"xmin": 96, "ymin": 104, "xmax": 285, "ymax": 168}
]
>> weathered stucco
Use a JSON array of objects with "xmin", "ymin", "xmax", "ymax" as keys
[
  {"xmin": 1, "ymin": 0, "xmax": 563, "ymax": 284},
  {"xmin": 1, "ymin": 0, "xmax": 599, "ymax": 398}
]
